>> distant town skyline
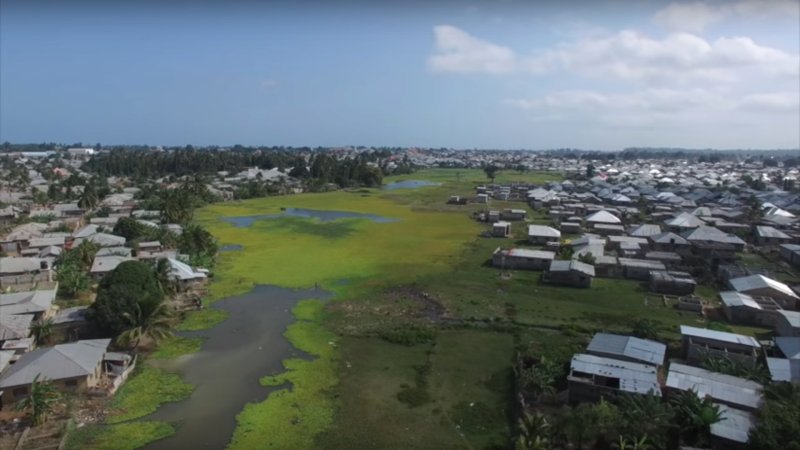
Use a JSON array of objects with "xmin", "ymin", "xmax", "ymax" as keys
[{"xmin": 1, "ymin": 0, "xmax": 798, "ymax": 150}]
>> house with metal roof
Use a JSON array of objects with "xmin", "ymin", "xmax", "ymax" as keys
[
  {"xmin": 711, "ymin": 404, "xmax": 757, "ymax": 448},
  {"xmin": 568, "ymin": 353, "xmax": 661, "ymax": 403},
  {"xmin": 774, "ymin": 310, "xmax": 800, "ymax": 337},
  {"xmin": 586, "ymin": 333, "xmax": 666, "ymax": 367},
  {"xmin": 648, "ymin": 231, "xmax": 690, "ymax": 253},
  {"xmin": 527, "ymin": 225, "xmax": 561, "ymax": 245},
  {"xmin": 492, "ymin": 247, "xmax": 554, "ymax": 271},
  {"xmin": 628, "ymin": 224, "xmax": 662, "ymax": 238},
  {"xmin": 0, "ymin": 339, "xmax": 112, "ymax": 410},
  {"xmin": 779, "ymin": 243, "xmax": 800, "ymax": 267},
  {"xmin": 755, "ymin": 226, "xmax": 792, "ymax": 246},
  {"xmin": 166, "ymin": 257, "xmax": 208, "ymax": 290},
  {"xmin": 618, "ymin": 258, "xmax": 666, "ymax": 281},
  {"xmin": 729, "ymin": 274, "xmax": 799, "ymax": 310},
  {"xmin": 664, "ymin": 212, "xmax": 705, "ymax": 230},
  {"xmin": 665, "ymin": 362, "xmax": 763, "ymax": 411},
  {"xmin": 491, "ymin": 221, "xmax": 511, "ymax": 238},
  {"xmin": 720, "ymin": 291, "xmax": 782, "ymax": 326},
  {"xmin": 766, "ymin": 357, "xmax": 800, "ymax": 383},
  {"xmin": 90, "ymin": 255, "xmax": 135, "ymax": 280},
  {"xmin": 543, "ymin": 260, "xmax": 595, "ymax": 288},
  {"xmin": 680, "ymin": 325, "xmax": 761, "ymax": 368},
  {"xmin": 0, "ymin": 288, "xmax": 57, "ymax": 321},
  {"xmin": 649, "ymin": 270, "xmax": 696, "ymax": 295},
  {"xmin": 585, "ymin": 210, "xmax": 621, "ymax": 226},
  {"xmin": 681, "ymin": 226, "xmax": 746, "ymax": 251}
]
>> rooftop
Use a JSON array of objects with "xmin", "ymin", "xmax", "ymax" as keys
[
  {"xmin": 666, "ymin": 362, "xmax": 763, "ymax": 409},
  {"xmin": 586, "ymin": 333, "xmax": 666, "ymax": 366}
]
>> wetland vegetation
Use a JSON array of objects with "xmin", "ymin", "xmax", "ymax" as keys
[{"xmin": 70, "ymin": 168, "xmax": 730, "ymax": 449}]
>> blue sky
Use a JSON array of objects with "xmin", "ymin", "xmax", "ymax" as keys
[{"xmin": 1, "ymin": 0, "xmax": 798, "ymax": 150}]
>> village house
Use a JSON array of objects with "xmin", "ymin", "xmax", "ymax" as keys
[
  {"xmin": 720, "ymin": 291, "xmax": 782, "ymax": 327},
  {"xmin": 0, "ymin": 314, "xmax": 33, "ymax": 347},
  {"xmin": 0, "ymin": 257, "xmax": 52, "ymax": 287},
  {"xmin": 584, "ymin": 210, "xmax": 622, "ymax": 230},
  {"xmin": 527, "ymin": 225, "xmax": 561, "ymax": 245},
  {"xmin": 648, "ymin": 231, "xmax": 690, "ymax": 253},
  {"xmin": 665, "ymin": 362, "xmax": 763, "ymax": 411},
  {"xmin": 779, "ymin": 243, "xmax": 800, "ymax": 267},
  {"xmin": 728, "ymin": 274, "xmax": 799, "ymax": 310},
  {"xmin": 649, "ymin": 270, "xmax": 697, "ymax": 295},
  {"xmin": 0, "ymin": 288, "xmax": 57, "ymax": 322},
  {"xmin": 166, "ymin": 257, "xmax": 208, "ymax": 291},
  {"xmin": 680, "ymin": 325, "xmax": 762, "ymax": 368},
  {"xmin": 682, "ymin": 226, "xmax": 746, "ymax": 252},
  {"xmin": 766, "ymin": 337, "xmax": 800, "ymax": 383},
  {"xmin": 560, "ymin": 222, "xmax": 582, "ymax": 234},
  {"xmin": 585, "ymin": 333, "xmax": 666, "ymax": 368},
  {"xmin": 618, "ymin": 258, "xmax": 666, "ymax": 281},
  {"xmin": 90, "ymin": 255, "xmax": 135, "ymax": 280},
  {"xmin": 543, "ymin": 260, "xmax": 594, "ymax": 288},
  {"xmin": 0, "ymin": 339, "xmax": 133, "ymax": 410},
  {"xmin": 500, "ymin": 209, "xmax": 527, "ymax": 221},
  {"xmin": 0, "ymin": 222, "xmax": 48, "ymax": 255},
  {"xmin": 491, "ymin": 221, "xmax": 511, "ymax": 238},
  {"xmin": 755, "ymin": 226, "xmax": 793, "ymax": 246},
  {"xmin": 567, "ymin": 353, "xmax": 661, "ymax": 403},
  {"xmin": 492, "ymin": 248, "xmax": 554, "ymax": 271},
  {"xmin": 774, "ymin": 310, "xmax": 800, "ymax": 337}
]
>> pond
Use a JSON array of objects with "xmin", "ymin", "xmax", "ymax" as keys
[
  {"xmin": 219, "ymin": 244, "xmax": 243, "ymax": 252},
  {"xmin": 221, "ymin": 207, "xmax": 398, "ymax": 228},
  {"xmin": 143, "ymin": 285, "xmax": 332, "ymax": 450},
  {"xmin": 382, "ymin": 180, "xmax": 441, "ymax": 190}
]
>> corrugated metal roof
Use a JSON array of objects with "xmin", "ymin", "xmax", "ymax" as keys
[
  {"xmin": 729, "ymin": 274, "xmax": 799, "ymax": 300},
  {"xmin": 680, "ymin": 325, "xmax": 761, "ymax": 348},
  {"xmin": 666, "ymin": 363, "xmax": 762, "ymax": 409},
  {"xmin": 619, "ymin": 258, "xmax": 666, "ymax": 270},
  {"xmin": 0, "ymin": 339, "xmax": 111, "ymax": 388},
  {"xmin": 775, "ymin": 337, "xmax": 800, "ymax": 359},
  {"xmin": 506, "ymin": 248, "xmax": 555, "ymax": 260},
  {"xmin": 0, "ymin": 257, "xmax": 45, "ymax": 274},
  {"xmin": 756, "ymin": 226, "xmax": 791, "ymax": 239},
  {"xmin": 719, "ymin": 291, "xmax": 762, "ymax": 309},
  {"xmin": 528, "ymin": 225, "xmax": 561, "ymax": 238},
  {"xmin": 649, "ymin": 231, "xmax": 688, "ymax": 245},
  {"xmin": 628, "ymin": 224, "xmax": 662, "ymax": 237},
  {"xmin": 587, "ymin": 333, "xmax": 666, "ymax": 366},
  {"xmin": 550, "ymin": 259, "xmax": 595, "ymax": 276},
  {"xmin": 570, "ymin": 353, "xmax": 661, "ymax": 395},
  {"xmin": 766, "ymin": 357, "xmax": 800, "ymax": 382},
  {"xmin": 585, "ymin": 210, "xmax": 621, "ymax": 224},
  {"xmin": 711, "ymin": 404, "xmax": 755, "ymax": 443},
  {"xmin": 777, "ymin": 310, "xmax": 800, "ymax": 327},
  {"xmin": 0, "ymin": 289, "xmax": 57, "ymax": 316}
]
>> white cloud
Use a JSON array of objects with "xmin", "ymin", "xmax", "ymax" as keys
[
  {"xmin": 737, "ymin": 92, "xmax": 800, "ymax": 112},
  {"xmin": 428, "ymin": 25, "xmax": 799, "ymax": 85},
  {"xmin": 654, "ymin": 2, "xmax": 728, "ymax": 33},
  {"xmin": 654, "ymin": 0, "xmax": 800, "ymax": 32},
  {"xmin": 428, "ymin": 25, "xmax": 517, "ymax": 74}
]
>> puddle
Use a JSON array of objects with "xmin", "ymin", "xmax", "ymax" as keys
[
  {"xmin": 221, "ymin": 207, "xmax": 398, "ymax": 228},
  {"xmin": 220, "ymin": 244, "xmax": 243, "ymax": 252},
  {"xmin": 383, "ymin": 180, "xmax": 441, "ymax": 190},
  {"xmin": 143, "ymin": 284, "xmax": 332, "ymax": 450}
]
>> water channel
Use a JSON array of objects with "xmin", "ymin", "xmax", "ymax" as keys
[
  {"xmin": 143, "ymin": 285, "xmax": 332, "ymax": 450},
  {"xmin": 382, "ymin": 180, "xmax": 441, "ymax": 190}
]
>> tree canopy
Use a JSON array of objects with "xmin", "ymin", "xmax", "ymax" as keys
[{"xmin": 90, "ymin": 260, "xmax": 164, "ymax": 335}]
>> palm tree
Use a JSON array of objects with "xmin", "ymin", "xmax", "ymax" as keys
[
  {"xmin": 670, "ymin": 389, "xmax": 724, "ymax": 447},
  {"xmin": 30, "ymin": 318, "xmax": 54, "ymax": 345},
  {"xmin": 16, "ymin": 374, "xmax": 60, "ymax": 426},
  {"xmin": 78, "ymin": 183, "xmax": 98, "ymax": 210},
  {"xmin": 72, "ymin": 240, "xmax": 100, "ymax": 270},
  {"xmin": 617, "ymin": 393, "xmax": 672, "ymax": 449},
  {"xmin": 154, "ymin": 258, "xmax": 177, "ymax": 295},
  {"xmin": 116, "ymin": 302, "xmax": 174, "ymax": 349},
  {"xmin": 516, "ymin": 411, "xmax": 551, "ymax": 450}
]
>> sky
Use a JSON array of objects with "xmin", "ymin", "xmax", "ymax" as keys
[{"xmin": 1, "ymin": 0, "xmax": 798, "ymax": 150}]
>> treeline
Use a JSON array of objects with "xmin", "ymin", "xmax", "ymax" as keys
[{"xmin": 82, "ymin": 149, "xmax": 413, "ymax": 188}]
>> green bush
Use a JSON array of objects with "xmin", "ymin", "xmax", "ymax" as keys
[
  {"xmin": 379, "ymin": 326, "xmax": 436, "ymax": 346},
  {"xmin": 396, "ymin": 386, "xmax": 431, "ymax": 407}
]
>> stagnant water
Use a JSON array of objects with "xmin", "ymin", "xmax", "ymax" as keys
[
  {"xmin": 382, "ymin": 179, "xmax": 441, "ymax": 190},
  {"xmin": 143, "ymin": 285, "xmax": 332, "ymax": 450},
  {"xmin": 219, "ymin": 244, "xmax": 243, "ymax": 252},
  {"xmin": 221, "ymin": 207, "xmax": 397, "ymax": 228}
]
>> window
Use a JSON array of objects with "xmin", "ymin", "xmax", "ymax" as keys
[{"xmin": 13, "ymin": 387, "xmax": 27, "ymax": 398}]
